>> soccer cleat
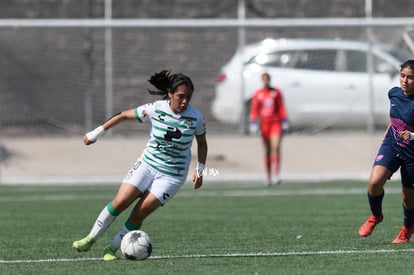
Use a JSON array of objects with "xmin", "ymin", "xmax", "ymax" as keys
[
  {"xmin": 358, "ymin": 214, "xmax": 383, "ymax": 237},
  {"xmin": 272, "ymin": 176, "xmax": 282, "ymax": 185},
  {"xmin": 392, "ymin": 225, "xmax": 414, "ymax": 244},
  {"xmin": 263, "ymin": 177, "xmax": 272, "ymax": 187},
  {"xmin": 72, "ymin": 235, "xmax": 96, "ymax": 252},
  {"xmin": 103, "ymin": 247, "xmax": 118, "ymax": 261}
]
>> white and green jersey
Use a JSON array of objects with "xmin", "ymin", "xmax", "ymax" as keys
[{"xmin": 134, "ymin": 100, "xmax": 206, "ymax": 178}]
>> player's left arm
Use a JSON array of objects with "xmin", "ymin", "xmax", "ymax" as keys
[
  {"xmin": 249, "ymin": 91, "xmax": 260, "ymax": 132},
  {"xmin": 277, "ymin": 89, "xmax": 289, "ymax": 133},
  {"xmin": 192, "ymin": 134, "xmax": 208, "ymax": 189}
]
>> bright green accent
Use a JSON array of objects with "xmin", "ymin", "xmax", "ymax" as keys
[
  {"xmin": 154, "ymin": 109, "xmax": 175, "ymax": 117},
  {"xmin": 107, "ymin": 202, "xmax": 121, "ymax": 216},
  {"xmin": 153, "ymin": 124, "xmax": 194, "ymax": 137},
  {"xmin": 153, "ymin": 125, "xmax": 196, "ymax": 137},
  {"xmin": 134, "ymin": 108, "xmax": 143, "ymax": 122},
  {"xmin": 147, "ymin": 151, "xmax": 187, "ymax": 165},
  {"xmin": 147, "ymin": 144, "xmax": 187, "ymax": 159},
  {"xmin": 144, "ymin": 154, "xmax": 186, "ymax": 170},
  {"xmin": 72, "ymin": 235, "xmax": 96, "ymax": 252},
  {"xmin": 103, "ymin": 247, "xmax": 117, "ymax": 261},
  {"xmin": 153, "ymin": 122, "xmax": 196, "ymax": 132},
  {"xmin": 153, "ymin": 125, "xmax": 167, "ymax": 132},
  {"xmin": 152, "ymin": 116, "xmax": 196, "ymax": 130},
  {"xmin": 180, "ymin": 115, "xmax": 198, "ymax": 121},
  {"xmin": 125, "ymin": 219, "xmax": 141, "ymax": 231},
  {"xmin": 148, "ymin": 147, "xmax": 187, "ymax": 159},
  {"xmin": 155, "ymin": 109, "xmax": 199, "ymax": 123}
]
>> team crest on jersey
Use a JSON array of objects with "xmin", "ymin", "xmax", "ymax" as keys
[
  {"xmin": 184, "ymin": 118, "xmax": 193, "ymax": 128},
  {"xmin": 264, "ymin": 99, "xmax": 273, "ymax": 107}
]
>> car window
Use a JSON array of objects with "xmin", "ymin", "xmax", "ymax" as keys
[
  {"xmin": 344, "ymin": 50, "xmax": 367, "ymax": 72},
  {"xmin": 248, "ymin": 49, "xmax": 337, "ymax": 71},
  {"xmin": 293, "ymin": 50, "xmax": 337, "ymax": 71},
  {"xmin": 344, "ymin": 50, "xmax": 399, "ymax": 74},
  {"xmin": 247, "ymin": 50, "xmax": 296, "ymax": 68},
  {"xmin": 247, "ymin": 46, "xmax": 401, "ymax": 73},
  {"xmin": 388, "ymin": 49, "xmax": 411, "ymax": 64}
]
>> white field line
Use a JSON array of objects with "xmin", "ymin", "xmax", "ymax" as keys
[
  {"xmin": 0, "ymin": 186, "xmax": 401, "ymax": 202},
  {"xmin": 2, "ymin": 248, "xmax": 414, "ymax": 264}
]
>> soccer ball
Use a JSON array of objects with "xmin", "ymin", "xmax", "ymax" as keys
[{"xmin": 120, "ymin": 230, "xmax": 153, "ymax": 260}]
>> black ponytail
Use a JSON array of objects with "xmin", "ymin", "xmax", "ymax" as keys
[
  {"xmin": 148, "ymin": 70, "xmax": 171, "ymax": 99},
  {"xmin": 148, "ymin": 70, "xmax": 194, "ymax": 99}
]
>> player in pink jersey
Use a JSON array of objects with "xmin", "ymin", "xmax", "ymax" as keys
[{"xmin": 250, "ymin": 72, "xmax": 288, "ymax": 186}]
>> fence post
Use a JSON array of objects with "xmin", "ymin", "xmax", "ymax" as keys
[{"xmin": 105, "ymin": 0, "xmax": 113, "ymax": 137}]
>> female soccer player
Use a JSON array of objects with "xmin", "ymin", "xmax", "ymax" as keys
[
  {"xmin": 359, "ymin": 60, "xmax": 414, "ymax": 243},
  {"xmin": 72, "ymin": 70, "xmax": 208, "ymax": 260},
  {"xmin": 250, "ymin": 72, "xmax": 288, "ymax": 186}
]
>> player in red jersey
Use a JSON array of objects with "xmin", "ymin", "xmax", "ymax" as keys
[{"xmin": 250, "ymin": 72, "xmax": 288, "ymax": 186}]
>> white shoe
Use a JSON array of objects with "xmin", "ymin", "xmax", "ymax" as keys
[
  {"xmin": 263, "ymin": 178, "xmax": 272, "ymax": 187},
  {"xmin": 272, "ymin": 176, "xmax": 282, "ymax": 185}
]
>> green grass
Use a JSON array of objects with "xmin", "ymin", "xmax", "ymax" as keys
[{"xmin": 0, "ymin": 180, "xmax": 411, "ymax": 274}]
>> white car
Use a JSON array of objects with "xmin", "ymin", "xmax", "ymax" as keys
[{"xmin": 211, "ymin": 38, "xmax": 410, "ymax": 129}]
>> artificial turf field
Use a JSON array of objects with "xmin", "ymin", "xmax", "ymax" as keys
[{"xmin": 0, "ymin": 180, "xmax": 413, "ymax": 275}]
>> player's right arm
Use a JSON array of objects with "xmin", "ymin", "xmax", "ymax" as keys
[
  {"xmin": 250, "ymin": 91, "xmax": 260, "ymax": 122},
  {"xmin": 249, "ymin": 91, "xmax": 261, "ymax": 133},
  {"xmin": 83, "ymin": 109, "xmax": 136, "ymax": 145}
]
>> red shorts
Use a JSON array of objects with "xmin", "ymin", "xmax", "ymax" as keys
[{"xmin": 260, "ymin": 121, "xmax": 282, "ymax": 140}]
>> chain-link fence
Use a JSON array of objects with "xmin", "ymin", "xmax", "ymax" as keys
[{"xmin": 1, "ymin": 0, "xmax": 414, "ymax": 183}]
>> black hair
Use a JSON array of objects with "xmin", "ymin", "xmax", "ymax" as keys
[
  {"xmin": 400, "ymin": 60, "xmax": 414, "ymax": 71},
  {"xmin": 147, "ymin": 70, "xmax": 194, "ymax": 99},
  {"xmin": 262, "ymin": 72, "xmax": 271, "ymax": 79}
]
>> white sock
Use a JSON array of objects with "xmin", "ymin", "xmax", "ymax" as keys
[
  {"xmin": 88, "ymin": 206, "xmax": 117, "ymax": 240},
  {"xmin": 108, "ymin": 225, "xmax": 129, "ymax": 250}
]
